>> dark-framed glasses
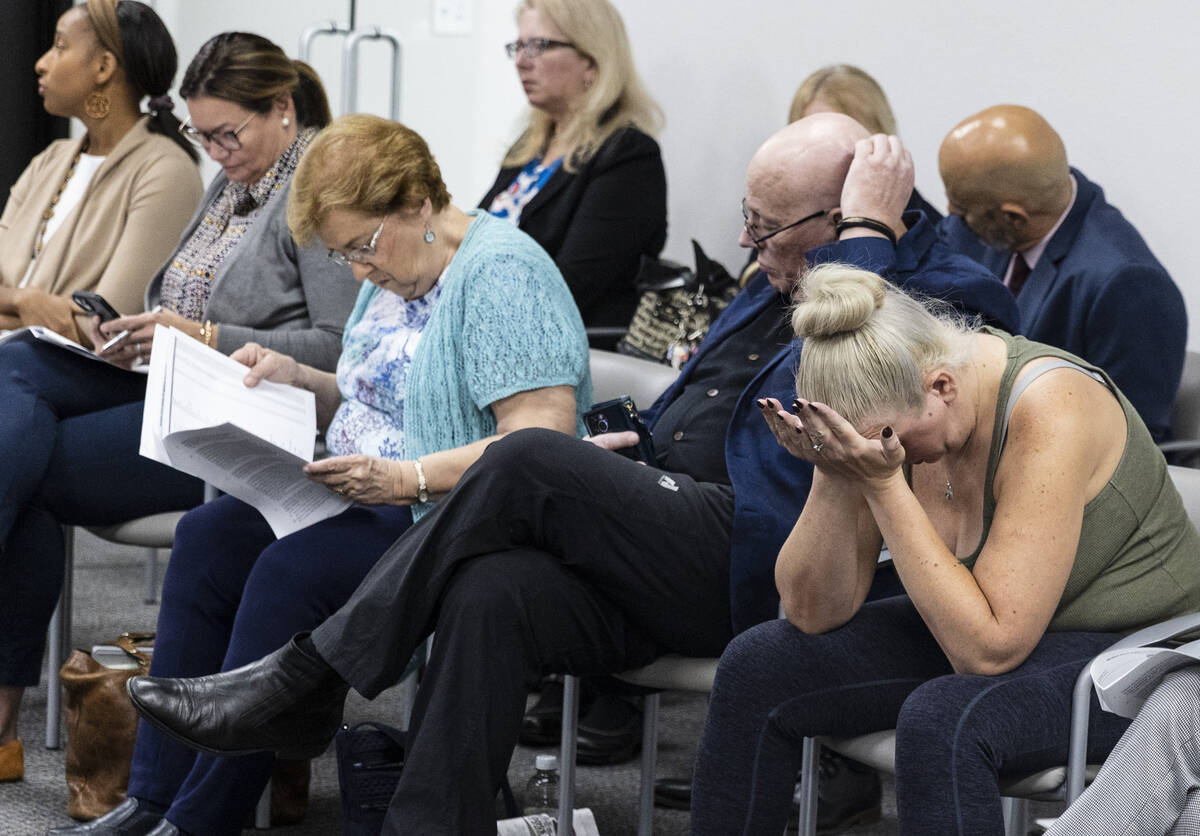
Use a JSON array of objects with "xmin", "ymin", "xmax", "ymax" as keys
[
  {"xmin": 328, "ymin": 218, "xmax": 386, "ymax": 267},
  {"xmin": 741, "ymin": 198, "xmax": 828, "ymax": 248},
  {"xmin": 179, "ymin": 110, "xmax": 258, "ymax": 152},
  {"xmin": 504, "ymin": 38, "xmax": 576, "ymax": 59}
]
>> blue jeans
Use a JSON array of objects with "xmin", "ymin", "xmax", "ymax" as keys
[
  {"xmin": 126, "ymin": 495, "xmax": 413, "ymax": 836},
  {"xmin": 0, "ymin": 339, "xmax": 204, "ymax": 685},
  {"xmin": 691, "ymin": 595, "xmax": 1132, "ymax": 836}
]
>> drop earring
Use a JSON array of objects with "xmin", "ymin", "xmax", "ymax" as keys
[{"xmin": 424, "ymin": 227, "xmax": 435, "ymax": 244}]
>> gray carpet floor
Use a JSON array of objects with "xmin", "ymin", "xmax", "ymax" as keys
[{"xmin": 0, "ymin": 531, "xmax": 1063, "ymax": 834}]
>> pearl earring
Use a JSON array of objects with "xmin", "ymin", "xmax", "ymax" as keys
[
  {"xmin": 424, "ymin": 228, "xmax": 436, "ymax": 244},
  {"xmin": 282, "ymin": 117, "xmax": 290, "ymax": 127}
]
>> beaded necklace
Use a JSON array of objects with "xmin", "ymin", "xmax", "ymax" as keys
[{"xmin": 34, "ymin": 140, "xmax": 88, "ymax": 258}]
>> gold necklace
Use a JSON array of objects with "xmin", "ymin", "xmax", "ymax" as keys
[{"xmin": 35, "ymin": 141, "xmax": 88, "ymax": 257}]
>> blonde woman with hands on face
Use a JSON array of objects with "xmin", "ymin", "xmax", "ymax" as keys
[{"xmin": 690, "ymin": 264, "xmax": 1200, "ymax": 835}]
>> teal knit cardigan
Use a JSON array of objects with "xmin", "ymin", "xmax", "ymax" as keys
[{"xmin": 340, "ymin": 210, "xmax": 592, "ymax": 518}]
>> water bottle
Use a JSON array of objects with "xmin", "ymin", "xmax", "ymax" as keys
[{"xmin": 523, "ymin": 753, "xmax": 560, "ymax": 818}]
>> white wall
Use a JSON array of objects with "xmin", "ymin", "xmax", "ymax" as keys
[{"xmin": 152, "ymin": 0, "xmax": 1200, "ymax": 347}]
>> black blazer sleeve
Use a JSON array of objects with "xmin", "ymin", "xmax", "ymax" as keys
[{"xmin": 478, "ymin": 127, "xmax": 668, "ymax": 330}]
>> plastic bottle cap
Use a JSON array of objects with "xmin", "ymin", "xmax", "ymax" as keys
[{"xmin": 535, "ymin": 754, "xmax": 558, "ymax": 771}]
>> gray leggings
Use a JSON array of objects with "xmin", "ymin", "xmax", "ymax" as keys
[{"xmin": 691, "ymin": 596, "xmax": 1131, "ymax": 836}]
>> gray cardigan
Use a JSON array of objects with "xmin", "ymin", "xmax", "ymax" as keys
[{"xmin": 145, "ymin": 172, "xmax": 357, "ymax": 372}]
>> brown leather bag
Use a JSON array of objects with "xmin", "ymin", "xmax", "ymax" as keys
[{"xmin": 59, "ymin": 632, "xmax": 153, "ymax": 821}]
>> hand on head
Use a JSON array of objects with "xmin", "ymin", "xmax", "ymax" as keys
[{"xmin": 839, "ymin": 134, "xmax": 914, "ymax": 236}]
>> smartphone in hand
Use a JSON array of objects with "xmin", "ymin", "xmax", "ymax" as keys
[
  {"xmin": 583, "ymin": 396, "xmax": 657, "ymax": 464},
  {"xmin": 72, "ymin": 290, "xmax": 120, "ymax": 322}
]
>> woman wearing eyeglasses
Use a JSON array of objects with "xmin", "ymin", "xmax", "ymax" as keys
[
  {"xmin": 480, "ymin": 0, "xmax": 666, "ymax": 343},
  {"xmin": 0, "ymin": 31, "xmax": 357, "ymax": 787},
  {"xmin": 48, "ymin": 113, "xmax": 591, "ymax": 836},
  {"xmin": 0, "ymin": 0, "xmax": 202, "ymax": 345}
]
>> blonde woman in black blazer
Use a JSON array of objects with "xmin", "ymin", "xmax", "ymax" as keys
[{"xmin": 480, "ymin": 0, "xmax": 666, "ymax": 338}]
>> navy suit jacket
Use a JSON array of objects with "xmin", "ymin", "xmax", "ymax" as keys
[
  {"xmin": 645, "ymin": 211, "xmax": 1019, "ymax": 632},
  {"xmin": 938, "ymin": 168, "xmax": 1186, "ymax": 442}
]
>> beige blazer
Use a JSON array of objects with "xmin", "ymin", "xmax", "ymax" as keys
[{"xmin": 0, "ymin": 117, "xmax": 203, "ymax": 340}]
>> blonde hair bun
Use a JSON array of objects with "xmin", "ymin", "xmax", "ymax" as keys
[{"xmin": 792, "ymin": 263, "xmax": 886, "ymax": 340}]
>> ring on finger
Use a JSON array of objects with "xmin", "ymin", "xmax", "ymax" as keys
[
  {"xmin": 811, "ymin": 441, "xmax": 825, "ymax": 454},
  {"xmin": 809, "ymin": 430, "xmax": 825, "ymax": 443}
]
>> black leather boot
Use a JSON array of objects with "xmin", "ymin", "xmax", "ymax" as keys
[
  {"xmin": 46, "ymin": 797, "xmax": 166, "ymax": 835},
  {"xmin": 127, "ymin": 636, "xmax": 348, "ymax": 760}
]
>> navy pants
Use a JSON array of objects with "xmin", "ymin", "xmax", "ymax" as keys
[
  {"xmin": 126, "ymin": 495, "xmax": 413, "ymax": 836},
  {"xmin": 691, "ymin": 595, "xmax": 1132, "ymax": 835},
  {"xmin": 0, "ymin": 339, "xmax": 203, "ymax": 685}
]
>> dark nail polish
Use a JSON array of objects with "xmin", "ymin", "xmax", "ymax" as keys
[
  {"xmin": 792, "ymin": 399, "xmax": 802, "ymax": 412},
  {"xmin": 882, "ymin": 427, "xmax": 893, "ymax": 438},
  {"xmin": 757, "ymin": 399, "xmax": 767, "ymax": 408},
  {"xmin": 794, "ymin": 425, "xmax": 803, "ymax": 434}
]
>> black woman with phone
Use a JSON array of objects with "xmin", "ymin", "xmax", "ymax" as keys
[
  {"xmin": 0, "ymin": 32, "xmax": 358, "ymax": 786},
  {"xmin": 0, "ymin": 0, "xmax": 202, "ymax": 347}
]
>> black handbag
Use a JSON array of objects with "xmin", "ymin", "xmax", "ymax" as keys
[
  {"xmin": 617, "ymin": 240, "xmax": 739, "ymax": 368},
  {"xmin": 335, "ymin": 721, "xmax": 518, "ymax": 835}
]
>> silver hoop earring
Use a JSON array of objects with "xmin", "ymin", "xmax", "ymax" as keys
[{"xmin": 424, "ymin": 228, "xmax": 435, "ymax": 244}]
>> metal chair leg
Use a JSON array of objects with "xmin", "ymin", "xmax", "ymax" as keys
[
  {"xmin": 1001, "ymin": 796, "xmax": 1029, "ymax": 836},
  {"xmin": 46, "ymin": 527, "xmax": 75, "ymax": 750},
  {"xmin": 143, "ymin": 546, "xmax": 159, "ymax": 604},
  {"xmin": 254, "ymin": 783, "xmax": 271, "ymax": 828},
  {"xmin": 795, "ymin": 737, "xmax": 819, "ymax": 835},
  {"xmin": 557, "ymin": 675, "xmax": 580, "ymax": 836},
  {"xmin": 636, "ymin": 693, "xmax": 659, "ymax": 836}
]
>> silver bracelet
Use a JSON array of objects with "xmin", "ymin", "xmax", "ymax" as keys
[{"xmin": 412, "ymin": 458, "xmax": 429, "ymax": 503}]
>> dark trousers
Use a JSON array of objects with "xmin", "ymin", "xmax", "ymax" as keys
[
  {"xmin": 127, "ymin": 496, "xmax": 413, "ymax": 836},
  {"xmin": 311, "ymin": 428, "xmax": 736, "ymax": 836},
  {"xmin": 691, "ymin": 596, "xmax": 1132, "ymax": 835},
  {"xmin": 0, "ymin": 339, "xmax": 203, "ymax": 684}
]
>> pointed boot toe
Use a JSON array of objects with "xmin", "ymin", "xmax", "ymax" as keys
[{"xmin": 127, "ymin": 636, "xmax": 348, "ymax": 759}]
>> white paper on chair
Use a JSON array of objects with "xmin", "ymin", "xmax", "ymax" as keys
[
  {"xmin": 139, "ymin": 325, "xmax": 350, "ymax": 537},
  {"xmin": 0, "ymin": 325, "xmax": 148, "ymax": 372},
  {"xmin": 1090, "ymin": 639, "xmax": 1200, "ymax": 718}
]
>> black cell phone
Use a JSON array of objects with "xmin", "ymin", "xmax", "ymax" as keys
[
  {"xmin": 583, "ymin": 396, "xmax": 657, "ymax": 464},
  {"xmin": 72, "ymin": 290, "xmax": 120, "ymax": 322}
]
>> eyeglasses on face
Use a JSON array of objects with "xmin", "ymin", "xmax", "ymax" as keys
[
  {"xmin": 741, "ymin": 199, "xmax": 828, "ymax": 248},
  {"xmin": 327, "ymin": 218, "xmax": 386, "ymax": 267},
  {"xmin": 504, "ymin": 38, "xmax": 576, "ymax": 59},
  {"xmin": 179, "ymin": 110, "xmax": 258, "ymax": 152}
]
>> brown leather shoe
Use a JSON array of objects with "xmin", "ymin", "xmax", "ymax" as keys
[{"xmin": 0, "ymin": 738, "xmax": 22, "ymax": 782}]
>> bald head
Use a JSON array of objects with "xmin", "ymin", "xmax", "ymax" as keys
[
  {"xmin": 938, "ymin": 105, "xmax": 1072, "ymax": 248},
  {"xmin": 748, "ymin": 112, "xmax": 871, "ymax": 212},
  {"xmin": 742, "ymin": 113, "xmax": 871, "ymax": 292}
]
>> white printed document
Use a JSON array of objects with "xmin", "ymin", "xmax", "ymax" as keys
[
  {"xmin": 139, "ymin": 326, "xmax": 350, "ymax": 537},
  {"xmin": 1090, "ymin": 639, "xmax": 1200, "ymax": 718}
]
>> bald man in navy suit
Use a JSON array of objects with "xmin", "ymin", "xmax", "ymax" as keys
[{"xmin": 938, "ymin": 104, "xmax": 1185, "ymax": 442}]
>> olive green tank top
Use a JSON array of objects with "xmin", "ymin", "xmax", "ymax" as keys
[{"xmin": 959, "ymin": 329, "xmax": 1200, "ymax": 633}]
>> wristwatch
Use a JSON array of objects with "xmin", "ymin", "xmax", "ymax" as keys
[{"xmin": 412, "ymin": 459, "xmax": 429, "ymax": 503}]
